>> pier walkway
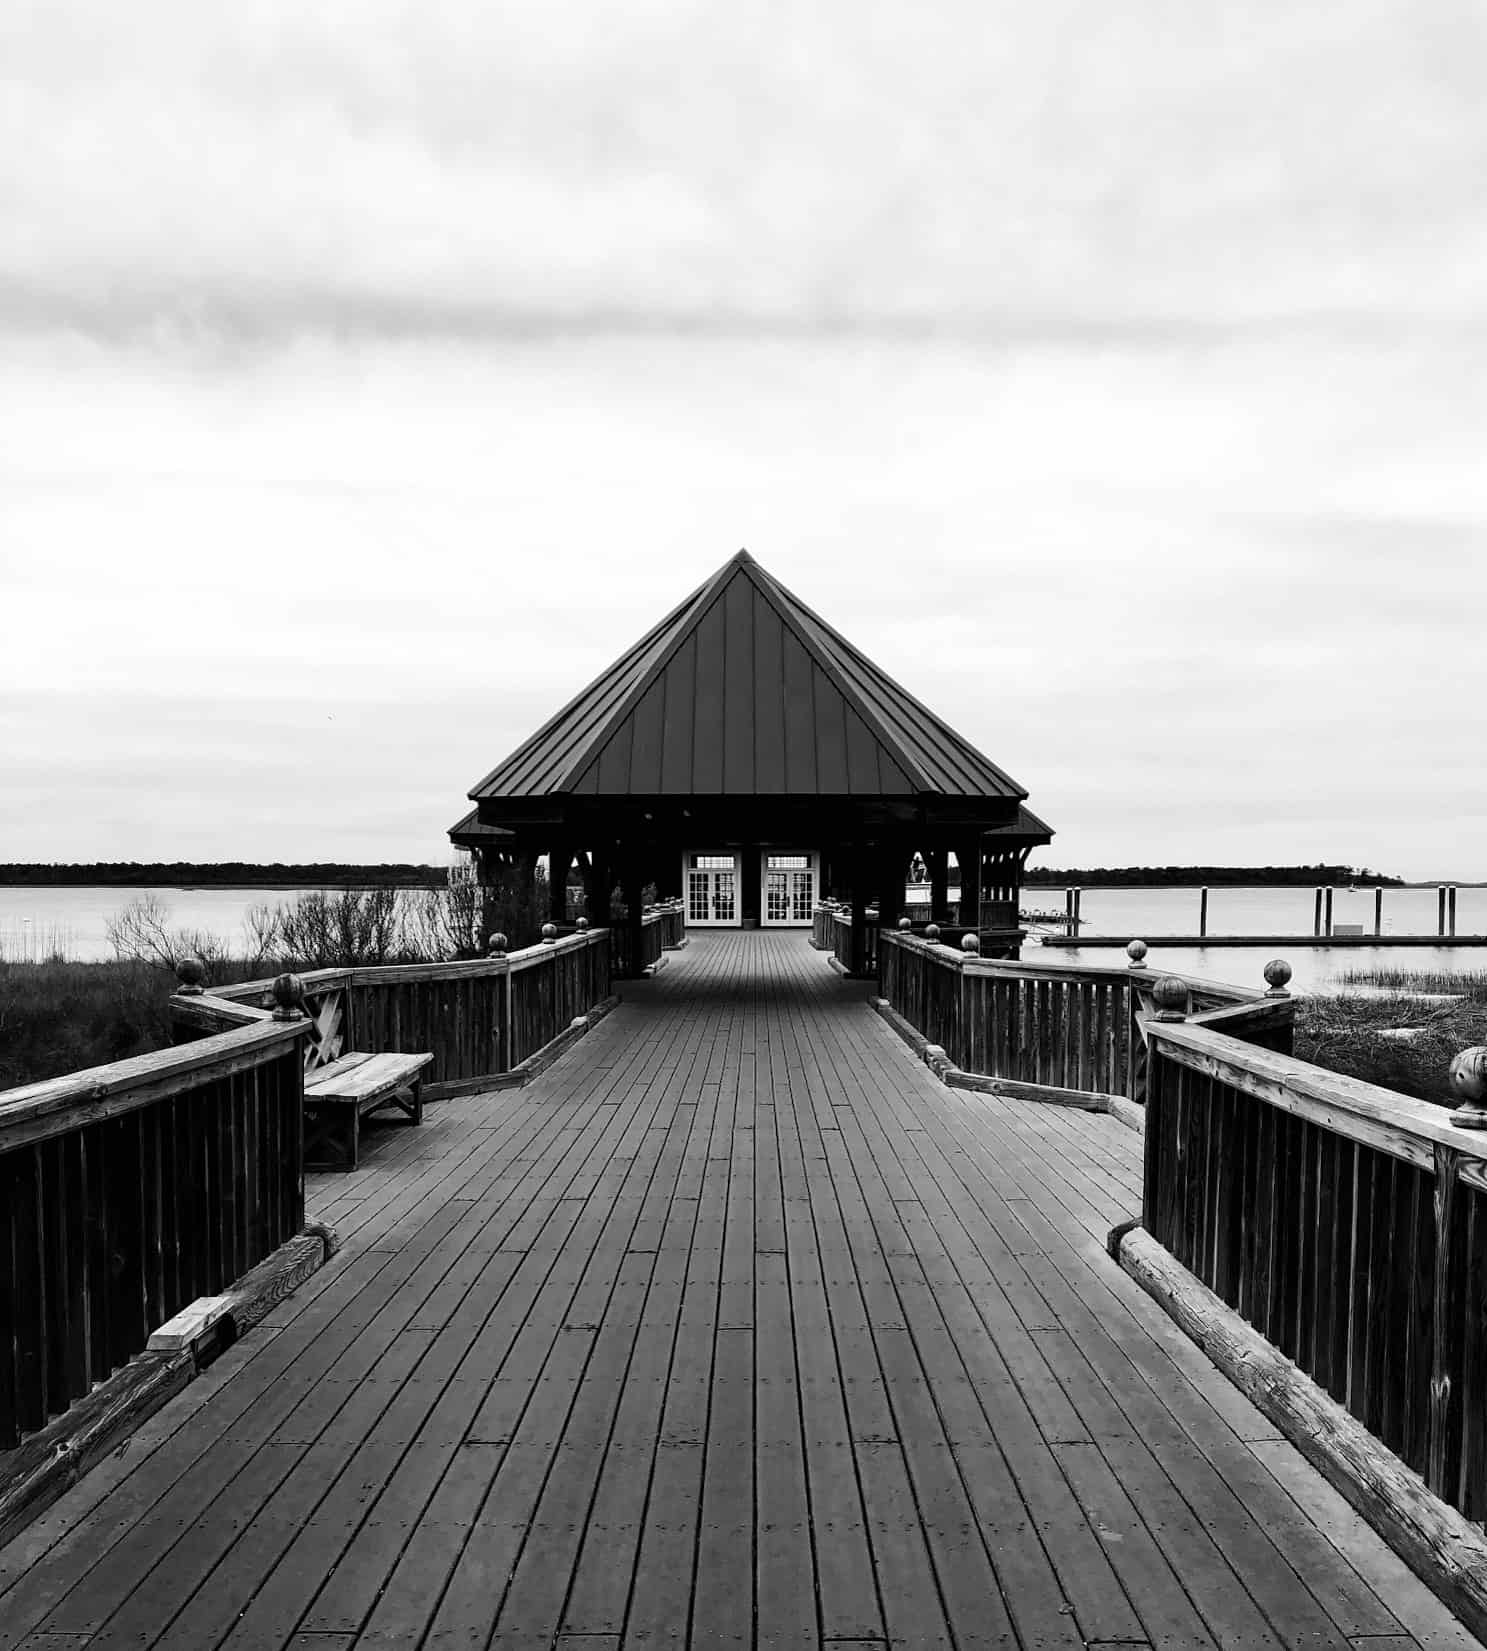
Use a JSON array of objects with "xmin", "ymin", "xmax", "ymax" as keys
[{"xmin": 0, "ymin": 932, "xmax": 1477, "ymax": 1650}]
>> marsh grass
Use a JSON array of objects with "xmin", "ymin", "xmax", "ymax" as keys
[
  {"xmin": 1297, "ymin": 971, "xmax": 1487, "ymax": 1105},
  {"xmin": 0, "ymin": 958, "xmax": 189, "ymax": 1090},
  {"xmin": 1331, "ymin": 966, "xmax": 1487, "ymax": 999}
]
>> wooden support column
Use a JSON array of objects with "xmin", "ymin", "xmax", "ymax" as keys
[
  {"xmin": 585, "ymin": 848, "xmax": 612, "ymax": 925},
  {"xmin": 622, "ymin": 854, "xmax": 646, "ymax": 978},
  {"xmin": 876, "ymin": 842, "xmax": 907, "ymax": 932},
  {"xmin": 548, "ymin": 845, "xmax": 571, "ymax": 924},
  {"xmin": 849, "ymin": 847, "xmax": 869, "ymax": 977},
  {"xmin": 957, "ymin": 836, "xmax": 982, "ymax": 930},
  {"xmin": 927, "ymin": 847, "xmax": 949, "ymax": 924}
]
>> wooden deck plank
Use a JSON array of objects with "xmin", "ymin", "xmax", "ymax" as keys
[{"xmin": 0, "ymin": 931, "xmax": 1476, "ymax": 1651}]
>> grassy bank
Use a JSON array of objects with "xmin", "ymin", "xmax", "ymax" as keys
[
  {"xmin": 1295, "ymin": 968, "xmax": 1487, "ymax": 1107},
  {"xmin": 0, "ymin": 959, "xmax": 188, "ymax": 1090}
]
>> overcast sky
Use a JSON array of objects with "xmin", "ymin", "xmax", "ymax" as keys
[{"xmin": 2, "ymin": 1, "xmax": 1483, "ymax": 879}]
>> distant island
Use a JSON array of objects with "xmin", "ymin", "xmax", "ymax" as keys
[
  {"xmin": 1022, "ymin": 864, "xmax": 1407, "ymax": 888},
  {"xmin": 0, "ymin": 862, "xmax": 449, "ymax": 888}
]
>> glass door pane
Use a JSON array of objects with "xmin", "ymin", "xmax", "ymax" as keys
[
  {"xmin": 790, "ymin": 870, "xmax": 814, "ymax": 921},
  {"xmin": 713, "ymin": 873, "xmax": 736, "ymax": 922}
]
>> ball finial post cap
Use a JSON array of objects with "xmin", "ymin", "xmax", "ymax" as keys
[
  {"xmin": 898, "ymin": 916, "xmax": 912, "ymax": 931},
  {"xmin": 1151, "ymin": 975, "xmax": 1188, "ymax": 1022},
  {"xmin": 1126, "ymin": 939, "xmax": 1148, "ymax": 968},
  {"xmin": 1263, "ymin": 959, "xmax": 1293, "ymax": 996},
  {"xmin": 488, "ymin": 932, "xmax": 509, "ymax": 956},
  {"xmin": 175, "ymin": 956, "xmax": 207, "ymax": 995},
  {"xmin": 271, "ymin": 972, "xmax": 305, "ymax": 1020},
  {"xmin": 961, "ymin": 932, "xmax": 981, "ymax": 954},
  {"xmin": 925, "ymin": 923, "xmax": 941, "ymax": 944},
  {"xmin": 541, "ymin": 922, "xmax": 559, "ymax": 944},
  {"xmin": 1450, "ymin": 1047, "xmax": 1487, "ymax": 1129},
  {"xmin": 576, "ymin": 916, "xmax": 590, "ymax": 931}
]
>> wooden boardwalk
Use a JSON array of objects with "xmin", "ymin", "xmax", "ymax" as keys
[{"xmin": 0, "ymin": 932, "xmax": 1479, "ymax": 1651}]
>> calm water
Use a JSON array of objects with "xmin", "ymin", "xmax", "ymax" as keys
[
  {"xmin": 1022, "ymin": 885, "xmax": 1487, "ymax": 994},
  {"xmin": 2, "ymin": 883, "xmax": 1484, "ymax": 996},
  {"xmin": 0, "ymin": 886, "xmax": 343, "ymax": 963}
]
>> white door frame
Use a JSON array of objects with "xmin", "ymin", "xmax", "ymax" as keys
[
  {"xmin": 683, "ymin": 851, "xmax": 742, "ymax": 927},
  {"xmin": 761, "ymin": 850, "xmax": 819, "ymax": 927}
]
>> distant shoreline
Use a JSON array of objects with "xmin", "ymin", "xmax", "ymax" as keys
[{"xmin": 0, "ymin": 863, "xmax": 448, "ymax": 889}]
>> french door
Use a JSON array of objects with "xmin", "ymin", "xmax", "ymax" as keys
[
  {"xmin": 685, "ymin": 854, "xmax": 739, "ymax": 925},
  {"xmin": 763, "ymin": 852, "xmax": 817, "ymax": 926}
]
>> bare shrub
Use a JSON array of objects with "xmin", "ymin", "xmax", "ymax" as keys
[
  {"xmin": 271, "ymin": 887, "xmax": 406, "ymax": 969},
  {"xmin": 106, "ymin": 894, "xmax": 234, "ymax": 980}
]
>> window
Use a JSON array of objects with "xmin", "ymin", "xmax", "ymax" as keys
[{"xmin": 767, "ymin": 854, "xmax": 808, "ymax": 870}]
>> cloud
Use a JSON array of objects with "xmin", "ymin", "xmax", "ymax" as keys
[{"xmin": 2, "ymin": 0, "xmax": 1485, "ymax": 340}]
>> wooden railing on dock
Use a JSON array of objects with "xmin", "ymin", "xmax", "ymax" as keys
[
  {"xmin": 609, "ymin": 903, "xmax": 681, "ymax": 980},
  {"xmin": 1142, "ymin": 1022, "xmax": 1487, "ymax": 1520},
  {"xmin": 184, "ymin": 927, "xmax": 613, "ymax": 1094},
  {"xmin": 877, "ymin": 924, "xmax": 1487, "ymax": 1530},
  {"xmin": 821, "ymin": 904, "xmax": 879, "ymax": 978},
  {"xmin": 878, "ymin": 928, "xmax": 1290, "ymax": 1104},
  {"xmin": 0, "ymin": 1023, "xmax": 307, "ymax": 1450}
]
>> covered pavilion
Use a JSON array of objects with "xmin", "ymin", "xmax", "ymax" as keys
[{"xmin": 450, "ymin": 550, "xmax": 1052, "ymax": 972}]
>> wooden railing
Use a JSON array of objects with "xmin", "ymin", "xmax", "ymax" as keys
[
  {"xmin": 0, "ymin": 1022, "xmax": 307, "ymax": 1450},
  {"xmin": 878, "ymin": 929, "xmax": 1289, "ymax": 1104},
  {"xmin": 878, "ymin": 925, "xmax": 1487, "ymax": 1531},
  {"xmin": 181, "ymin": 928, "xmax": 614, "ymax": 1095},
  {"xmin": 826, "ymin": 906, "xmax": 880, "ymax": 978},
  {"xmin": 609, "ymin": 904, "xmax": 678, "ymax": 980},
  {"xmin": 1142, "ymin": 1022, "xmax": 1487, "ymax": 1520}
]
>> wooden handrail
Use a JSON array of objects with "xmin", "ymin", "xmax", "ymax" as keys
[
  {"xmin": 173, "ymin": 929, "xmax": 614, "ymax": 1093},
  {"xmin": 1146, "ymin": 1020, "xmax": 1487, "ymax": 1175},
  {"xmin": 883, "ymin": 928, "xmax": 1264, "ymax": 1000},
  {"xmin": 0, "ymin": 1020, "xmax": 306, "ymax": 1153},
  {"xmin": 0, "ymin": 1018, "xmax": 306, "ymax": 1450}
]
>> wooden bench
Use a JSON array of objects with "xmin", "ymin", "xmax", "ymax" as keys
[{"xmin": 303, "ymin": 1050, "xmax": 433, "ymax": 1170}]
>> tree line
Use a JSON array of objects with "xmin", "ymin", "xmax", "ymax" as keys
[
  {"xmin": 0, "ymin": 862, "xmax": 450, "ymax": 888},
  {"xmin": 1022, "ymin": 864, "xmax": 1406, "ymax": 887}
]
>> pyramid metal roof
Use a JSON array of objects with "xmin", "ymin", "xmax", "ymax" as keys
[{"xmin": 465, "ymin": 551, "xmax": 1030, "ymax": 803}]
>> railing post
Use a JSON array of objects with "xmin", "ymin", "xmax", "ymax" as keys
[
  {"xmin": 1449, "ymin": 1047, "xmax": 1487, "ymax": 1131},
  {"xmin": 1263, "ymin": 959, "xmax": 1292, "ymax": 998},
  {"xmin": 489, "ymin": 933, "xmax": 511, "ymax": 1072},
  {"xmin": 271, "ymin": 972, "xmax": 306, "ymax": 1022},
  {"xmin": 1430, "ymin": 1139, "xmax": 1466, "ymax": 1500}
]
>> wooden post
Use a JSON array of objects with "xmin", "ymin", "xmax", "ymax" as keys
[
  {"xmin": 1430, "ymin": 1142, "xmax": 1465, "ymax": 1500},
  {"xmin": 1440, "ymin": 886, "xmax": 1449, "ymax": 937},
  {"xmin": 1199, "ymin": 887, "xmax": 1208, "ymax": 938},
  {"xmin": 585, "ymin": 849, "xmax": 612, "ymax": 926},
  {"xmin": 1324, "ymin": 886, "xmax": 1334, "ymax": 937},
  {"xmin": 548, "ymin": 846, "xmax": 571, "ymax": 924},
  {"xmin": 1314, "ymin": 888, "xmax": 1323, "ymax": 937},
  {"xmin": 1072, "ymin": 886, "xmax": 1083, "ymax": 934},
  {"xmin": 622, "ymin": 856, "xmax": 645, "ymax": 978},
  {"xmin": 849, "ymin": 848, "xmax": 868, "ymax": 977},
  {"xmin": 1375, "ymin": 887, "xmax": 1384, "ymax": 937},
  {"xmin": 928, "ymin": 847, "xmax": 949, "ymax": 924},
  {"xmin": 876, "ymin": 844, "xmax": 906, "ymax": 935},
  {"xmin": 957, "ymin": 837, "xmax": 982, "ymax": 931},
  {"xmin": 1450, "ymin": 886, "xmax": 1459, "ymax": 938}
]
